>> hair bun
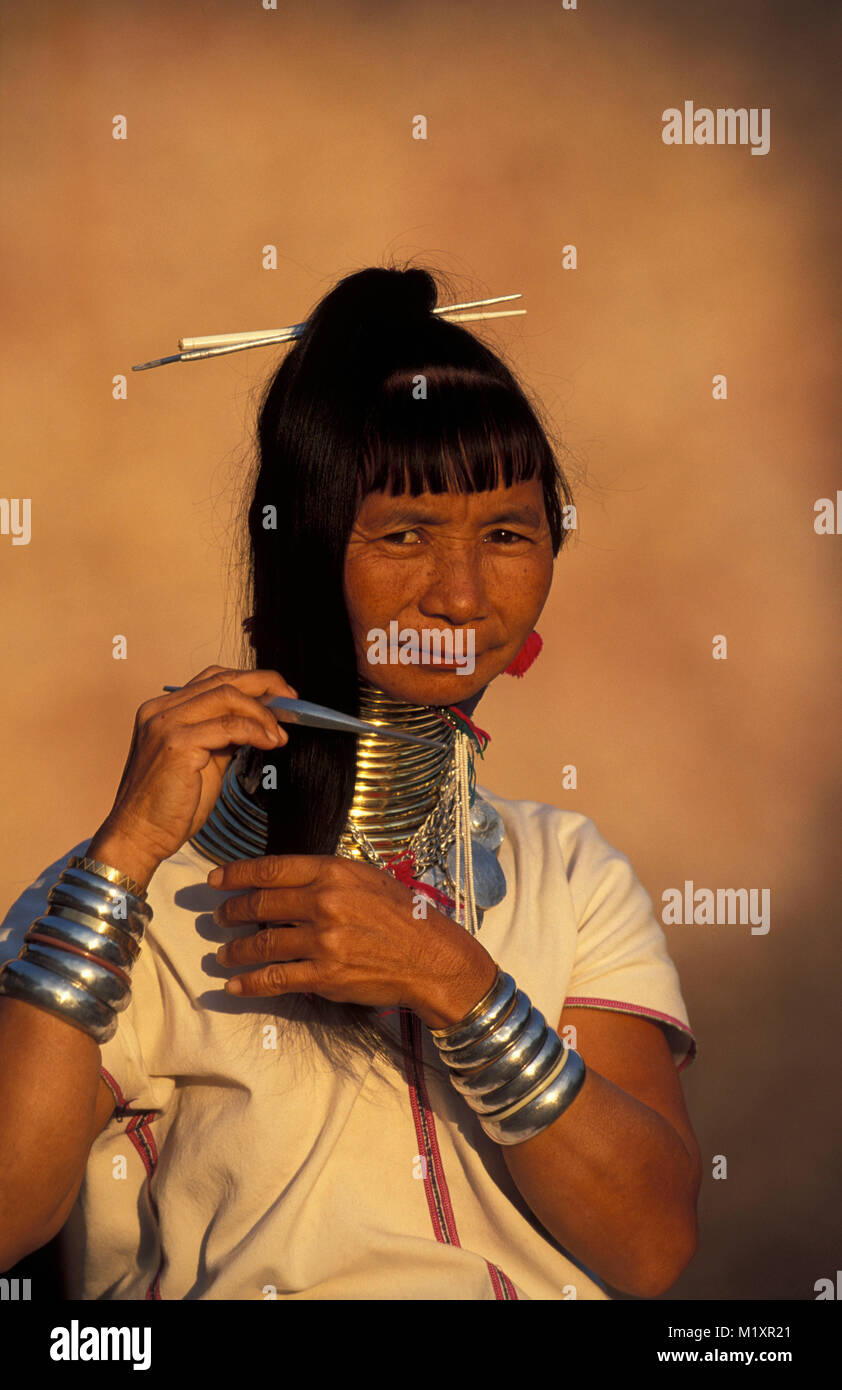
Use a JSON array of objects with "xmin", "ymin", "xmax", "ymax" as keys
[
  {"xmin": 310, "ymin": 266, "xmax": 437, "ymax": 340},
  {"xmin": 363, "ymin": 267, "xmax": 437, "ymax": 321}
]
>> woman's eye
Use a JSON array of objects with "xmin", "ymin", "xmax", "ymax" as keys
[
  {"xmin": 383, "ymin": 530, "xmax": 421, "ymax": 545},
  {"xmin": 486, "ymin": 529, "xmax": 526, "ymax": 544},
  {"xmin": 380, "ymin": 528, "xmax": 527, "ymax": 545}
]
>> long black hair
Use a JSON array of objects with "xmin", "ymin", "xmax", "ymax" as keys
[{"xmin": 237, "ymin": 262, "xmax": 575, "ymax": 1073}]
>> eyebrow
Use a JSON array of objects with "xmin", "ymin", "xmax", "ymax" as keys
[{"xmin": 367, "ymin": 505, "xmax": 544, "ymax": 529}]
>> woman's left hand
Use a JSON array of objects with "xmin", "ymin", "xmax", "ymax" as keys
[{"xmin": 207, "ymin": 855, "xmax": 497, "ymax": 1029}]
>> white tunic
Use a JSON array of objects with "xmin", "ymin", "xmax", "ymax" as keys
[{"xmin": 0, "ymin": 787, "xmax": 696, "ymax": 1301}]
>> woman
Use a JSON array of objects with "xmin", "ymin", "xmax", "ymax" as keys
[{"xmin": 0, "ymin": 265, "xmax": 700, "ymax": 1300}]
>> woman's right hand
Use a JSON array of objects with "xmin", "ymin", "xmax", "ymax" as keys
[{"xmin": 86, "ymin": 667, "xmax": 298, "ymax": 890}]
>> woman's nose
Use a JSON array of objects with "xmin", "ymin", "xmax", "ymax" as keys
[{"xmin": 418, "ymin": 551, "xmax": 489, "ymax": 625}]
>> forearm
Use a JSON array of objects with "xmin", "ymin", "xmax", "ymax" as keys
[
  {"xmin": 0, "ymin": 826, "xmax": 156, "ymax": 1269},
  {"xmin": 0, "ymin": 997, "xmax": 102, "ymax": 1269},
  {"xmin": 415, "ymin": 944, "xmax": 698, "ymax": 1299},
  {"xmin": 499, "ymin": 1066, "xmax": 698, "ymax": 1297}
]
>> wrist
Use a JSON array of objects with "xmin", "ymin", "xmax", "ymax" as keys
[
  {"xmin": 412, "ymin": 939, "xmax": 498, "ymax": 1031},
  {"xmin": 86, "ymin": 823, "xmax": 161, "ymax": 895}
]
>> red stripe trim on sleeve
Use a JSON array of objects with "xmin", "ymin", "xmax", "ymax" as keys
[{"xmin": 563, "ymin": 997, "xmax": 698, "ymax": 1071}]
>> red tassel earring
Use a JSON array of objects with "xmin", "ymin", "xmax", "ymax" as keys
[{"xmin": 505, "ymin": 630, "xmax": 543, "ymax": 677}]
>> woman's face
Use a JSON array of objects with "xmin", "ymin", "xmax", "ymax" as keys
[{"xmin": 343, "ymin": 477, "xmax": 555, "ymax": 705}]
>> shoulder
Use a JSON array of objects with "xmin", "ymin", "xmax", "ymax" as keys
[
  {"xmin": 475, "ymin": 784, "xmax": 630, "ymax": 882},
  {"xmin": 475, "ymin": 784, "xmax": 673, "ymax": 976},
  {"xmin": 475, "ymin": 783, "xmax": 662, "ymax": 947}
]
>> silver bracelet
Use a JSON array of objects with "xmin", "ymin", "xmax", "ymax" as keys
[
  {"xmin": 428, "ymin": 968, "xmax": 587, "ymax": 1146},
  {"xmin": 0, "ymin": 958, "xmax": 118, "ymax": 1043},
  {"xmin": 63, "ymin": 861, "xmax": 150, "ymax": 917},
  {"xmin": 429, "ymin": 969, "xmax": 516, "ymax": 1053},
  {"xmin": 0, "ymin": 856, "xmax": 150, "ymax": 1043},
  {"xmin": 443, "ymin": 991, "xmax": 533, "ymax": 1070},
  {"xmin": 450, "ymin": 1011, "xmax": 561, "ymax": 1095},
  {"xmin": 67, "ymin": 854, "xmax": 148, "ymax": 903},
  {"xmin": 32, "ymin": 907, "xmax": 141, "ymax": 966},
  {"xmin": 61, "ymin": 864, "xmax": 151, "ymax": 923},
  {"xmin": 19, "ymin": 938, "xmax": 130, "ymax": 1012},
  {"xmin": 479, "ymin": 1045, "xmax": 587, "ymax": 1145},
  {"xmin": 467, "ymin": 1029, "xmax": 565, "ymax": 1114},
  {"xmin": 47, "ymin": 880, "xmax": 147, "ymax": 941}
]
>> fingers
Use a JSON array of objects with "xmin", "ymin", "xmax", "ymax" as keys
[
  {"xmin": 224, "ymin": 959, "xmax": 320, "ymax": 998},
  {"xmin": 215, "ymin": 927, "xmax": 326, "ymax": 999},
  {"xmin": 164, "ymin": 714, "xmax": 289, "ymax": 759},
  {"xmin": 146, "ymin": 685, "xmax": 293, "ymax": 749},
  {"xmin": 139, "ymin": 668, "xmax": 298, "ymax": 723},
  {"xmin": 185, "ymin": 665, "xmax": 299, "ymax": 701},
  {"xmin": 211, "ymin": 880, "xmax": 320, "ymax": 928},
  {"xmin": 217, "ymin": 925, "xmax": 312, "ymax": 969},
  {"xmin": 207, "ymin": 855, "xmax": 328, "ymax": 892},
  {"xmin": 185, "ymin": 667, "xmax": 299, "ymax": 701},
  {"xmin": 185, "ymin": 664, "xmax": 231, "ymax": 684},
  {"xmin": 208, "ymin": 858, "xmax": 420, "ymax": 1006},
  {"xmin": 209, "ymin": 858, "xmax": 390, "ymax": 936}
]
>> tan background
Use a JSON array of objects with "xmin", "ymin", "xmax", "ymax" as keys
[{"xmin": 1, "ymin": 0, "xmax": 839, "ymax": 1300}]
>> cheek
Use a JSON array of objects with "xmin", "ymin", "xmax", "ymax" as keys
[
  {"xmin": 497, "ymin": 551, "xmax": 553, "ymax": 605},
  {"xmin": 533, "ymin": 556, "xmax": 554, "ymax": 604},
  {"xmin": 343, "ymin": 558, "xmax": 400, "ymax": 630}
]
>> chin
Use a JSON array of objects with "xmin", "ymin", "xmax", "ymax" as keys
[{"xmin": 363, "ymin": 663, "xmax": 492, "ymax": 706}]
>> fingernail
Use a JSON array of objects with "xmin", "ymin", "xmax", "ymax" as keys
[
  {"xmin": 226, "ymin": 978, "xmax": 242, "ymax": 995},
  {"xmin": 207, "ymin": 868, "xmax": 223, "ymax": 886}
]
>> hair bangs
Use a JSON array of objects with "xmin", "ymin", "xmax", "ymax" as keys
[{"xmin": 358, "ymin": 366, "xmax": 554, "ymax": 501}]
